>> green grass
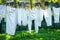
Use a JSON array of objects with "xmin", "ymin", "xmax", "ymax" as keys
[{"xmin": 0, "ymin": 28, "xmax": 60, "ymax": 40}]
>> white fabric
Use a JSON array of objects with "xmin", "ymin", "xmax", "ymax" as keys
[
  {"xmin": 59, "ymin": 8, "xmax": 60, "ymax": 16},
  {"xmin": 28, "ymin": 8, "xmax": 41, "ymax": 33},
  {"xmin": 34, "ymin": 8, "xmax": 41, "ymax": 27},
  {"xmin": 28, "ymin": 9, "xmax": 33, "ymax": 33},
  {"xmin": 6, "ymin": 6, "xmax": 17, "ymax": 35},
  {"xmin": 21, "ymin": 8, "xmax": 27, "ymax": 26},
  {"xmin": 0, "ymin": 15, "xmax": 2, "ymax": 23},
  {"xmin": 40, "ymin": 8, "xmax": 52, "ymax": 26},
  {"xmin": 28, "ymin": 9, "xmax": 36, "ymax": 20},
  {"xmin": 2, "ymin": 5, "xmax": 6, "ymax": 22},
  {"xmin": 17, "ymin": 8, "xmax": 21, "ymax": 25},
  {"xmin": 53, "ymin": 7, "xmax": 60, "ymax": 23},
  {"xmin": 32, "ymin": 8, "xmax": 41, "ymax": 33},
  {"xmin": 28, "ymin": 20, "xmax": 32, "ymax": 33},
  {"xmin": 0, "ymin": 5, "xmax": 4, "ymax": 23}
]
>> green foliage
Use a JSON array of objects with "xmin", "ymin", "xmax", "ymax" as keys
[{"xmin": 0, "ymin": 28, "xmax": 60, "ymax": 40}]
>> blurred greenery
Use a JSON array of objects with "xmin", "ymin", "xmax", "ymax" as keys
[
  {"xmin": 0, "ymin": 28, "xmax": 60, "ymax": 40},
  {"xmin": 0, "ymin": 0, "xmax": 2, "ymax": 3},
  {"xmin": 0, "ymin": 0, "xmax": 59, "ymax": 4}
]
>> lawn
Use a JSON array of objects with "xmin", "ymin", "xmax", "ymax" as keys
[{"xmin": 0, "ymin": 28, "xmax": 60, "ymax": 40}]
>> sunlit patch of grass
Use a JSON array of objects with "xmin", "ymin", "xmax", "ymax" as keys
[
  {"xmin": 56, "ymin": 29, "xmax": 60, "ymax": 32},
  {"xmin": 39, "ymin": 38, "xmax": 44, "ymax": 40},
  {"xmin": 0, "ymin": 34, "xmax": 5, "ymax": 36},
  {"xmin": 6, "ymin": 34, "xmax": 11, "ymax": 40}
]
